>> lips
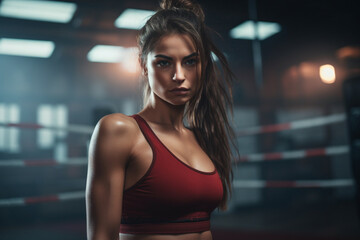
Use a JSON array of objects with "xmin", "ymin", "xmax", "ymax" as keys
[{"xmin": 171, "ymin": 87, "xmax": 190, "ymax": 91}]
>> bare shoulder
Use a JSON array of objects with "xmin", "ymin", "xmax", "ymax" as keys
[
  {"xmin": 89, "ymin": 113, "xmax": 139, "ymax": 168},
  {"xmin": 96, "ymin": 113, "xmax": 138, "ymax": 135}
]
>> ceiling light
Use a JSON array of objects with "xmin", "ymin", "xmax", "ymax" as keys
[
  {"xmin": 230, "ymin": 20, "xmax": 281, "ymax": 40},
  {"xmin": 115, "ymin": 8, "xmax": 155, "ymax": 30},
  {"xmin": 87, "ymin": 45, "xmax": 129, "ymax": 63},
  {"xmin": 0, "ymin": 38, "xmax": 55, "ymax": 58},
  {"xmin": 0, "ymin": 0, "xmax": 77, "ymax": 23},
  {"xmin": 87, "ymin": 45, "xmax": 140, "ymax": 73}
]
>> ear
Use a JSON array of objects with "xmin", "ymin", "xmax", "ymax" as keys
[
  {"xmin": 143, "ymin": 66, "xmax": 148, "ymax": 77},
  {"xmin": 139, "ymin": 56, "xmax": 148, "ymax": 77}
]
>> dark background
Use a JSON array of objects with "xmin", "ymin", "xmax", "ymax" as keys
[{"xmin": 0, "ymin": 0, "xmax": 359, "ymax": 239}]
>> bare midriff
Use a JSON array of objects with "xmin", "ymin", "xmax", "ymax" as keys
[{"xmin": 119, "ymin": 230, "xmax": 212, "ymax": 240}]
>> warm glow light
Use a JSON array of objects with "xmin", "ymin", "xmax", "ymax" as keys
[
  {"xmin": 121, "ymin": 47, "xmax": 140, "ymax": 74},
  {"xmin": 319, "ymin": 64, "xmax": 336, "ymax": 84},
  {"xmin": 87, "ymin": 45, "xmax": 140, "ymax": 74}
]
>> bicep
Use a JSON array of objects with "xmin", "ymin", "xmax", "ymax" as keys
[{"xmin": 86, "ymin": 116, "xmax": 133, "ymax": 240}]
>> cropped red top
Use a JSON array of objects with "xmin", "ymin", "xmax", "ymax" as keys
[{"xmin": 119, "ymin": 114, "xmax": 223, "ymax": 234}]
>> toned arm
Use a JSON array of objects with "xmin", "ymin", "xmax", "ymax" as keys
[{"xmin": 86, "ymin": 114, "xmax": 135, "ymax": 240}]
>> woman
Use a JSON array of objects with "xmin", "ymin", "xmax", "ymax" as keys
[{"xmin": 86, "ymin": 0, "xmax": 238, "ymax": 239}]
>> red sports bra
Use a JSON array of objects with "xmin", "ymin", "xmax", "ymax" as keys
[{"xmin": 119, "ymin": 114, "xmax": 223, "ymax": 234}]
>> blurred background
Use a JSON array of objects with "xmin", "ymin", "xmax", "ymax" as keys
[{"xmin": 0, "ymin": 0, "xmax": 360, "ymax": 239}]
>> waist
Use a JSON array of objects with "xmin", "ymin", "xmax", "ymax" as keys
[{"xmin": 119, "ymin": 216, "xmax": 211, "ymax": 234}]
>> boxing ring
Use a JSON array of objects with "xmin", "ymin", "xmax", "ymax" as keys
[
  {"xmin": 0, "ymin": 112, "xmax": 354, "ymax": 209},
  {"xmin": 0, "ymin": 113, "xmax": 355, "ymax": 240}
]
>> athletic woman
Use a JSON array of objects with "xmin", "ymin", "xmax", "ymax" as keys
[{"xmin": 86, "ymin": 0, "xmax": 238, "ymax": 239}]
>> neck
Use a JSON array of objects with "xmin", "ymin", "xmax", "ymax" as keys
[{"xmin": 139, "ymin": 93, "xmax": 187, "ymax": 131}]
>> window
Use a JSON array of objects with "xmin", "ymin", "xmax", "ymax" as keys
[
  {"xmin": 0, "ymin": 103, "xmax": 20, "ymax": 153},
  {"xmin": 37, "ymin": 104, "xmax": 68, "ymax": 161}
]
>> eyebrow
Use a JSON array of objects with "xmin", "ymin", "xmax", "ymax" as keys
[{"xmin": 154, "ymin": 52, "xmax": 198, "ymax": 60}]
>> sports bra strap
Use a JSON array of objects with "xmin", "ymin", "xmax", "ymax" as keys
[{"xmin": 131, "ymin": 114, "xmax": 160, "ymax": 150}]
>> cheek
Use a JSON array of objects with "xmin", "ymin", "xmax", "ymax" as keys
[{"xmin": 148, "ymin": 69, "xmax": 168, "ymax": 92}]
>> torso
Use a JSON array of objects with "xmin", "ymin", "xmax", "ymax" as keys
[
  {"xmin": 124, "ymin": 114, "xmax": 216, "ymax": 190},
  {"xmin": 121, "ymin": 114, "xmax": 215, "ymax": 240}
]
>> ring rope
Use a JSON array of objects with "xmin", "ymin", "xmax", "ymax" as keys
[
  {"xmin": 0, "ymin": 113, "xmax": 345, "ymax": 136},
  {"xmin": 236, "ymin": 113, "xmax": 345, "ymax": 136},
  {"xmin": 0, "ymin": 145, "xmax": 349, "ymax": 167},
  {"xmin": 0, "ymin": 157, "xmax": 87, "ymax": 167},
  {"xmin": 0, "ymin": 191, "xmax": 84, "ymax": 206},
  {"xmin": 236, "ymin": 145, "xmax": 349, "ymax": 163},
  {"xmin": 0, "ymin": 113, "xmax": 351, "ymax": 207},
  {"xmin": 233, "ymin": 179, "xmax": 354, "ymax": 188},
  {"xmin": 0, "ymin": 179, "xmax": 354, "ymax": 206},
  {"xmin": 0, "ymin": 122, "xmax": 93, "ymax": 134}
]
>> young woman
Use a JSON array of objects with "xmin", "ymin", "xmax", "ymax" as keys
[{"xmin": 86, "ymin": 0, "xmax": 238, "ymax": 239}]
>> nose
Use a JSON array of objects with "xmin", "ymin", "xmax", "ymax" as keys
[{"xmin": 172, "ymin": 64, "xmax": 185, "ymax": 82}]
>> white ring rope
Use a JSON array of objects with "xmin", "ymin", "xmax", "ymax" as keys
[
  {"xmin": 236, "ymin": 145, "xmax": 349, "ymax": 162},
  {"xmin": 0, "ymin": 179, "xmax": 354, "ymax": 206},
  {"xmin": 0, "ymin": 145, "xmax": 349, "ymax": 167},
  {"xmin": 0, "ymin": 113, "xmax": 345, "ymax": 136},
  {"xmin": 0, "ymin": 122, "xmax": 93, "ymax": 134},
  {"xmin": 0, "ymin": 157, "xmax": 87, "ymax": 167},
  {"xmin": 233, "ymin": 179, "xmax": 354, "ymax": 188},
  {"xmin": 236, "ymin": 113, "xmax": 345, "ymax": 136}
]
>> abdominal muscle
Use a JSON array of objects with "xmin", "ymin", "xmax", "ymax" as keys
[{"xmin": 119, "ymin": 230, "xmax": 213, "ymax": 240}]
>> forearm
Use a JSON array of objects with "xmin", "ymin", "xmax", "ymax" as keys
[
  {"xmin": 88, "ymin": 231, "xmax": 119, "ymax": 240},
  {"xmin": 86, "ymin": 197, "xmax": 121, "ymax": 240}
]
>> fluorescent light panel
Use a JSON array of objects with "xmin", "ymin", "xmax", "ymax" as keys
[
  {"xmin": 87, "ymin": 45, "xmax": 138, "ymax": 63},
  {"xmin": 0, "ymin": 0, "xmax": 77, "ymax": 23},
  {"xmin": 115, "ymin": 8, "xmax": 155, "ymax": 30},
  {"xmin": 87, "ymin": 45, "xmax": 125, "ymax": 63},
  {"xmin": 230, "ymin": 20, "xmax": 281, "ymax": 40},
  {"xmin": 0, "ymin": 38, "xmax": 55, "ymax": 58}
]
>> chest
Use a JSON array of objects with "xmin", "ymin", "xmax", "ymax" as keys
[
  {"xmin": 123, "ymin": 116, "xmax": 224, "ymax": 217},
  {"xmin": 127, "ymin": 142, "xmax": 223, "ymax": 212},
  {"xmin": 154, "ymin": 129, "xmax": 215, "ymax": 172}
]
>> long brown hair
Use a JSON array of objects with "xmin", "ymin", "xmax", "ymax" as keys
[{"xmin": 137, "ymin": 0, "xmax": 239, "ymax": 211}]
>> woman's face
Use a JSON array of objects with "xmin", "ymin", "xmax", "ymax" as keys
[{"xmin": 144, "ymin": 34, "xmax": 201, "ymax": 106}]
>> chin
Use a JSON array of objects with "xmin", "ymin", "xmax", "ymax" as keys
[
  {"xmin": 168, "ymin": 100, "xmax": 188, "ymax": 106},
  {"xmin": 156, "ymin": 93, "xmax": 191, "ymax": 106}
]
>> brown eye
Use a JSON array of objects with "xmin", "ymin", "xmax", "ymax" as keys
[
  {"xmin": 185, "ymin": 58, "xmax": 197, "ymax": 66},
  {"xmin": 156, "ymin": 60, "xmax": 170, "ymax": 67}
]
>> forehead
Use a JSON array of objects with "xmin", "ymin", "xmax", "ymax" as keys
[{"xmin": 151, "ymin": 34, "xmax": 196, "ymax": 55}]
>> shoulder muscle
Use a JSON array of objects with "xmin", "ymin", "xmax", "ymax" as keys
[{"xmin": 88, "ymin": 113, "xmax": 137, "ymax": 176}]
